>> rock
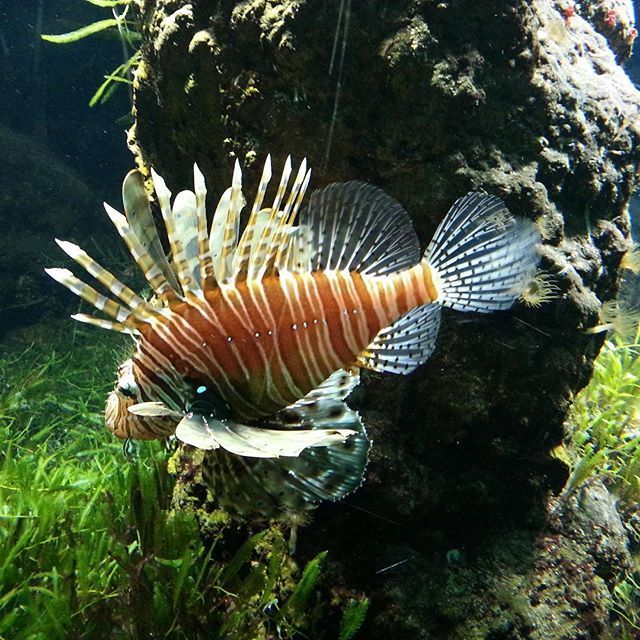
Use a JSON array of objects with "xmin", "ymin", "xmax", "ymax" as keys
[
  {"xmin": 0, "ymin": 126, "xmax": 94, "ymax": 334},
  {"xmin": 131, "ymin": 1, "xmax": 640, "ymax": 637}
]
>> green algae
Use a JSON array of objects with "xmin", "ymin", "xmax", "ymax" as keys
[
  {"xmin": 41, "ymin": 0, "xmax": 140, "ymax": 109},
  {"xmin": 563, "ymin": 329, "xmax": 640, "ymax": 638},
  {"xmin": 0, "ymin": 328, "xmax": 366, "ymax": 638},
  {"xmin": 566, "ymin": 331, "xmax": 640, "ymax": 503}
]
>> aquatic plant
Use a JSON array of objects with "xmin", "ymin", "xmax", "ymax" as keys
[
  {"xmin": 0, "ymin": 333, "xmax": 367, "ymax": 638},
  {"xmin": 41, "ymin": 0, "xmax": 140, "ymax": 108},
  {"xmin": 612, "ymin": 572, "xmax": 640, "ymax": 637},
  {"xmin": 564, "ymin": 328, "xmax": 640, "ymax": 636},
  {"xmin": 565, "ymin": 330, "xmax": 640, "ymax": 501}
]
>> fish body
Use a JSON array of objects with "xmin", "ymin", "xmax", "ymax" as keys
[
  {"xmin": 133, "ymin": 264, "xmax": 436, "ymax": 421},
  {"xmin": 47, "ymin": 155, "xmax": 540, "ymax": 517}
]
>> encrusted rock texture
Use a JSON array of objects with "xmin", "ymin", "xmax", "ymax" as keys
[{"xmin": 131, "ymin": 0, "xmax": 640, "ymax": 637}]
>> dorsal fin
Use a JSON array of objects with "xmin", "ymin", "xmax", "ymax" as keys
[
  {"xmin": 122, "ymin": 170, "xmax": 179, "ymax": 291},
  {"xmin": 357, "ymin": 302, "xmax": 442, "ymax": 374},
  {"xmin": 151, "ymin": 170, "xmax": 203, "ymax": 298},
  {"xmin": 276, "ymin": 224, "xmax": 314, "ymax": 273},
  {"xmin": 104, "ymin": 203, "xmax": 179, "ymax": 304},
  {"xmin": 193, "ymin": 164, "xmax": 215, "ymax": 288},
  {"xmin": 232, "ymin": 155, "xmax": 273, "ymax": 280},
  {"xmin": 214, "ymin": 156, "xmax": 312, "ymax": 283},
  {"xmin": 270, "ymin": 159, "xmax": 310, "ymax": 270},
  {"xmin": 299, "ymin": 181, "xmax": 421, "ymax": 275},
  {"xmin": 171, "ymin": 189, "xmax": 202, "ymax": 295},
  {"xmin": 209, "ymin": 161, "xmax": 244, "ymax": 284},
  {"xmin": 251, "ymin": 157, "xmax": 311, "ymax": 280}
]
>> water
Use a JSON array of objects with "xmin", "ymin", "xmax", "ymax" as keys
[{"xmin": 1, "ymin": 1, "xmax": 640, "ymax": 639}]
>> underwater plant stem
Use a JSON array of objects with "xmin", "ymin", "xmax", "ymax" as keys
[
  {"xmin": 322, "ymin": 0, "xmax": 351, "ymax": 174},
  {"xmin": 31, "ymin": 0, "xmax": 47, "ymax": 144},
  {"xmin": 113, "ymin": 5, "xmax": 133, "ymax": 107}
]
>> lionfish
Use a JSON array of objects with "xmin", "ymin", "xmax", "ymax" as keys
[{"xmin": 46, "ymin": 156, "xmax": 540, "ymax": 519}]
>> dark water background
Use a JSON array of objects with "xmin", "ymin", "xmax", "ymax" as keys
[
  {"xmin": 0, "ymin": 0, "xmax": 131, "ymax": 202},
  {"xmin": 0, "ymin": 0, "xmax": 639, "ymax": 332}
]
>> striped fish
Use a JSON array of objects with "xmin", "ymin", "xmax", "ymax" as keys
[{"xmin": 46, "ymin": 155, "xmax": 540, "ymax": 515}]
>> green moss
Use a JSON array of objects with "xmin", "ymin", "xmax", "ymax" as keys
[{"xmin": 0, "ymin": 329, "xmax": 367, "ymax": 638}]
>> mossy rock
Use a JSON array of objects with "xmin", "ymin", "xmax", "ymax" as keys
[{"xmin": 128, "ymin": 1, "xmax": 640, "ymax": 637}]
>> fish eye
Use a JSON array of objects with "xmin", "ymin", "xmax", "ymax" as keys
[
  {"xmin": 117, "ymin": 385, "xmax": 135, "ymax": 398},
  {"xmin": 196, "ymin": 385, "xmax": 207, "ymax": 394}
]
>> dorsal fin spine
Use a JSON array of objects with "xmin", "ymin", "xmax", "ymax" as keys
[
  {"xmin": 252, "ymin": 157, "xmax": 292, "ymax": 279},
  {"xmin": 172, "ymin": 190, "xmax": 203, "ymax": 297},
  {"xmin": 44, "ymin": 267, "xmax": 130, "ymax": 323},
  {"xmin": 273, "ymin": 160, "xmax": 309, "ymax": 269},
  {"xmin": 151, "ymin": 170, "xmax": 199, "ymax": 297},
  {"xmin": 71, "ymin": 313, "xmax": 140, "ymax": 335},
  {"xmin": 54, "ymin": 239, "xmax": 151, "ymax": 318},
  {"xmin": 217, "ymin": 162, "xmax": 243, "ymax": 283},
  {"xmin": 283, "ymin": 159, "xmax": 308, "ymax": 226},
  {"xmin": 122, "ymin": 169, "xmax": 179, "ymax": 291},
  {"xmin": 193, "ymin": 163, "xmax": 216, "ymax": 290},
  {"xmin": 209, "ymin": 187, "xmax": 233, "ymax": 283},
  {"xmin": 269, "ymin": 155, "xmax": 292, "ymax": 223},
  {"xmin": 232, "ymin": 155, "xmax": 273, "ymax": 280},
  {"xmin": 272, "ymin": 175, "xmax": 312, "ymax": 274},
  {"xmin": 104, "ymin": 203, "xmax": 180, "ymax": 305}
]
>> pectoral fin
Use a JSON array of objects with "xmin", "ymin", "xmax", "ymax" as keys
[
  {"xmin": 175, "ymin": 412, "xmax": 354, "ymax": 458},
  {"xmin": 175, "ymin": 413, "xmax": 220, "ymax": 450}
]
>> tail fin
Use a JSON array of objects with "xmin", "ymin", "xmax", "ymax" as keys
[{"xmin": 425, "ymin": 192, "xmax": 540, "ymax": 313}]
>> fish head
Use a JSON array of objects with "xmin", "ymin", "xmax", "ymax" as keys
[{"xmin": 104, "ymin": 358, "xmax": 178, "ymax": 440}]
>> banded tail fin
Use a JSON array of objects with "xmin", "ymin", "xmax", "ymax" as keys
[{"xmin": 425, "ymin": 192, "xmax": 540, "ymax": 313}]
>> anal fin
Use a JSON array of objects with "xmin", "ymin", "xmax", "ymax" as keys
[
  {"xmin": 357, "ymin": 303, "xmax": 442, "ymax": 374},
  {"xmin": 297, "ymin": 367, "xmax": 360, "ymax": 404}
]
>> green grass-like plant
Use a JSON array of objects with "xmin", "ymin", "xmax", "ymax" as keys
[
  {"xmin": 565, "ymin": 330, "xmax": 640, "ymax": 635},
  {"xmin": 566, "ymin": 332, "xmax": 640, "ymax": 500},
  {"xmin": 41, "ymin": 0, "xmax": 140, "ymax": 108},
  {"xmin": 0, "ymin": 331, "xmax": 366, "ymax": 638}
]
